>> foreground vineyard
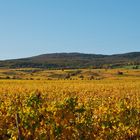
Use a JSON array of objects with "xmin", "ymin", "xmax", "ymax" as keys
[{"xmin": 0, "ymin": 78, "xmax": 140, "ymax": 139}]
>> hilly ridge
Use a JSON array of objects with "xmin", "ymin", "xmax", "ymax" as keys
[{"xmin": 0, "ymin": 52, "xmax": 140, "ymax": 69}]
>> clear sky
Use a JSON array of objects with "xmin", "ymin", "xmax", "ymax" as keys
[{"xmin": 0, "ymin": 0, "xmax": 140, "ymax": 60}]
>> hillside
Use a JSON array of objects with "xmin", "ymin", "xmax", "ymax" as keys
[{"xmin": 0, "ymin": 52, "xmax": 140, "ymax": 69}]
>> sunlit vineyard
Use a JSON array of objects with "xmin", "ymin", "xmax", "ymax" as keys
[{"xmin": 0, "ymin": 69, "xmax": 140, "ymax": 139}]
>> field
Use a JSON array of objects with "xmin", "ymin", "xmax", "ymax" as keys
[{"xmin": 0, "ymin": 68, "xmax": 140, "ymax": 139}]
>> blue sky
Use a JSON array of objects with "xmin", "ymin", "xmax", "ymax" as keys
[{"xmin": 0, "ymin": 0, "xmax": 140, "ymax": 60}]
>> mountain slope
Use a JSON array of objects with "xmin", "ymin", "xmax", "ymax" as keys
[{"xmin": 0, "ymin": 52, "xmax": 140, "ymax": 69}]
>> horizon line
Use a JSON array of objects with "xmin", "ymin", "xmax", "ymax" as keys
[{"xmin": 1, "ymin": 51, "xmax": 140, "ymax": 61}]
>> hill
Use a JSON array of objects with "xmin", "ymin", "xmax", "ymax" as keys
[{"xmin": 0, "ymin": 52, "xmax": 140, "ymax": 69}]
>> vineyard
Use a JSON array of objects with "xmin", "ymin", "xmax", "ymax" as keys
[{"xmin": 0, "ymin": 69, "xmax": 140, "ymax": 139}]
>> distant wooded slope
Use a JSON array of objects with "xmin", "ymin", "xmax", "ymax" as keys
[{"xmin": 0, "ymin": 52, "xmax": 140, "ymax": 69}]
